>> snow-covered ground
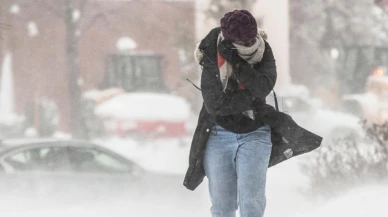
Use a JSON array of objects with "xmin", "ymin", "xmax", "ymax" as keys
[
  {"xmin": 96, "ymin": 138, "xmax": 388, "ymax": 217},
  {"xmin": 0, "ymin": 137, "xmax": 387, "ymax": 217},
  {"xmin": 298, "ymin": 186, "xmax": 388, "ymax": 217}
]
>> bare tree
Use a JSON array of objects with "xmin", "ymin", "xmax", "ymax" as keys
[
  {"xmin": 0, "ymin": 0, "xmax": 11, "ymax": 56},
  {"xmin": 62, "ymin": 0, "xmax": 85, "ymax": 139},
  {"xmin": 7, "ymin": 0, "xmax": 125, "ymax": 138},
  {"xmin": 290, "ymin": 0, "xmax": 388, "ymax": 93}
]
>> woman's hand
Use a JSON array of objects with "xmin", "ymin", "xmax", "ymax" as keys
[
  {"xmin": 217, "ymin": 40, "xmax": 242, "ymax": 66},
  {"xmin": 225, "ymin": 78, "xmax": 239, "ymax": 94},
  {"xmin": 233, "ymin": 41, "xmax": 277, "ymax": 100}
]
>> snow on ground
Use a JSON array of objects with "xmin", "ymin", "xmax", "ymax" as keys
[
  {"xmin": 294, "ymin": 185, "xmax": 388, "ymax": 217},
  {"xmin": 98, "ymin": 138, "xmax": 388, "ymax": 217},
  {"xmin": 266, "ymin": 157, "xmax": 313, "ymax": 217},
  {"xmin": 1, "ymin": 136, "xmax": 386, "ymax": 217},
  {"xmin": 0, "ymin": 198, "xmax": 208, "ymax": 217},
  {"xmin": 96, "ymin": 138, "xmax": 388, "ymax": 217}
]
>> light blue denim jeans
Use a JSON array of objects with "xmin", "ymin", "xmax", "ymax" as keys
[{"xmin": 204, "ymin": 124, "xmax": 272, "ymax": 217}]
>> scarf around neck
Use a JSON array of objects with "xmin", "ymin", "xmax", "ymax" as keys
[
  {"xmin": 217, "ymin": 32, "xmax": 265, "ymax": 92},
  {"xmin": 232, "ymin": 35, "xmax": 265, "ymax": 65}
]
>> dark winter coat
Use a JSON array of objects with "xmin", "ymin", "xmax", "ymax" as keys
[{"xmin": 183, "ymin": 27, "xmax": 322, "ymax": 191}]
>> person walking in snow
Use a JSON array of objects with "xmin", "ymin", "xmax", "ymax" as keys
[{"xmin": 183, "ymin": 10, "xmax": 322, "ymax": 217}]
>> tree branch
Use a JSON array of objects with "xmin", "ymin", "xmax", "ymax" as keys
[
  {"xmin": 81, "ymin": 13, "xmax": 105, "ymax": 35},
  {"xmin": 79, "ymin": 2, "xmax": 125, "ymax": 36},
  {"xmin": 38, "ymin": 0, "xmax": 64, "ymax": 18},
  {"xmin": 79, "ymin": 0, "xmax": 88, "ymax": 16}
]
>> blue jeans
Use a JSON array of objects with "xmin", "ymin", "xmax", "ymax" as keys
[{"xmin": 204, "ymin": 124, "xmax": 272, "ymax": 217}]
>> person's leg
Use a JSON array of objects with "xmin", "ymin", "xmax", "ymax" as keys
[
  {"xmin": 236, "ymin": 124, "xmax": 272, "ymax": 217},
  {"xmin": 204, "ymin": 125, "xmax": 239, "ymax": 217}
]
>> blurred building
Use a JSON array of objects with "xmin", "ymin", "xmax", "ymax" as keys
[
  {"xmin": 254, "ymin": 0, "xmax": 291, "ymax": 89},
  {"xmin": 375, "ymin": 0, "xmax": 388, "ymax": 7},
  {"xmin": 1, "ymin": 0, "xmax": 196, "ymax": 133}
]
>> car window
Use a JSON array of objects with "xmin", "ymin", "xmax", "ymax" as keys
[
  {"xmin": 4, "ymin": 146, "xmax": 70, "ymax": 172},
  {"xmin": 68, "ymin": 147, "xmax": 132, "ymax": 173}
]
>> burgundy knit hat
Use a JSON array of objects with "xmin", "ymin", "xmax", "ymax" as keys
[{"xmin": 220, "ymin": 10, "xmax": 258, "ymax": 42}]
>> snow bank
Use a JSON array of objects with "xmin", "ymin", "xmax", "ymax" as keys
[
  {"xmin": 95, "ymin": 93, "xmax": 191, "ymax": 121},
  {"xmin": 1, "ymin": 201, "xmax": 208, "ymax": 217}
]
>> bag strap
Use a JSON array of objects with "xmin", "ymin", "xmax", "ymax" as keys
[
  {"xmin": 273, "ymin": 90, "xmax": 279, "ymax": 111},
  {"xmin": 186, "ymin": 78, "xmax": 201, "ymax": 91},
  {"xmin": 187, "ymin": 78, "xmax": 279, "ymax": 112}
]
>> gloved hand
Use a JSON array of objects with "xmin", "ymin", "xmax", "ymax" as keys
[
  {"xmin": 217, "ymin": 40, "xmax": 243, "ymax": 67},
  {"xmin": 234, "ymin": 61, "xmax": 251, "ymax": 77},
  {"xmin": 224, "ymin": 78, "xmax": 239, "ymax": 94}
]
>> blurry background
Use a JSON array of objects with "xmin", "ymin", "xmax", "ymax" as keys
[{"xmin": 0, "ymin": 0, "xmax": 387, "ymax": 217}]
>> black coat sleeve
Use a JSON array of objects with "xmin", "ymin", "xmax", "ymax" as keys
[
  {"xmin": 235, "ymin": 41, "xmax": 277, "ymax": 100},
  {"xmin": 201, "ymin": 64, "xmax": 254, "ymax": 116}
]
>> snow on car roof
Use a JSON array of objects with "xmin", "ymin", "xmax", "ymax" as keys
[
  {"xmin": 0, "ymin": 138, "xmax": 100, "ymax": 156},
  {"xmin": 0, "ymin": 138, "xmax": 92, "ymax": 148},
  {"xmin": 95, "ymin": 93, "xmax": 191, "ymax": 121}
]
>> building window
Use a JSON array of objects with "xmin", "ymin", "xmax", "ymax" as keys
[{"xmin": 102, "ymin": 53, "xmax": 166, "ymax": 92}]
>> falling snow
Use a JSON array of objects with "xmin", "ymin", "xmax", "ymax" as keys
[{"xmin": 27, "ymin": 21, "xmax": 39, "ymax": 37}]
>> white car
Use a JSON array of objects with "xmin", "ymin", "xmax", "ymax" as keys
[
  {"xmin": 94, "ymin": 92, "xmax": 192, "ymax": 138},
  {"xmin": 0, "ymin": 139, "xmax": 208, "ymax": 216}
]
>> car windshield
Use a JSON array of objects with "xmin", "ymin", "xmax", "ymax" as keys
[
  {"xmin": 4, "ymin": 146, "xmax": 70, "ymax": 172},
  {"xmin": 68, "ymin": 147, "xmax": 132, "ymax": 173}
]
